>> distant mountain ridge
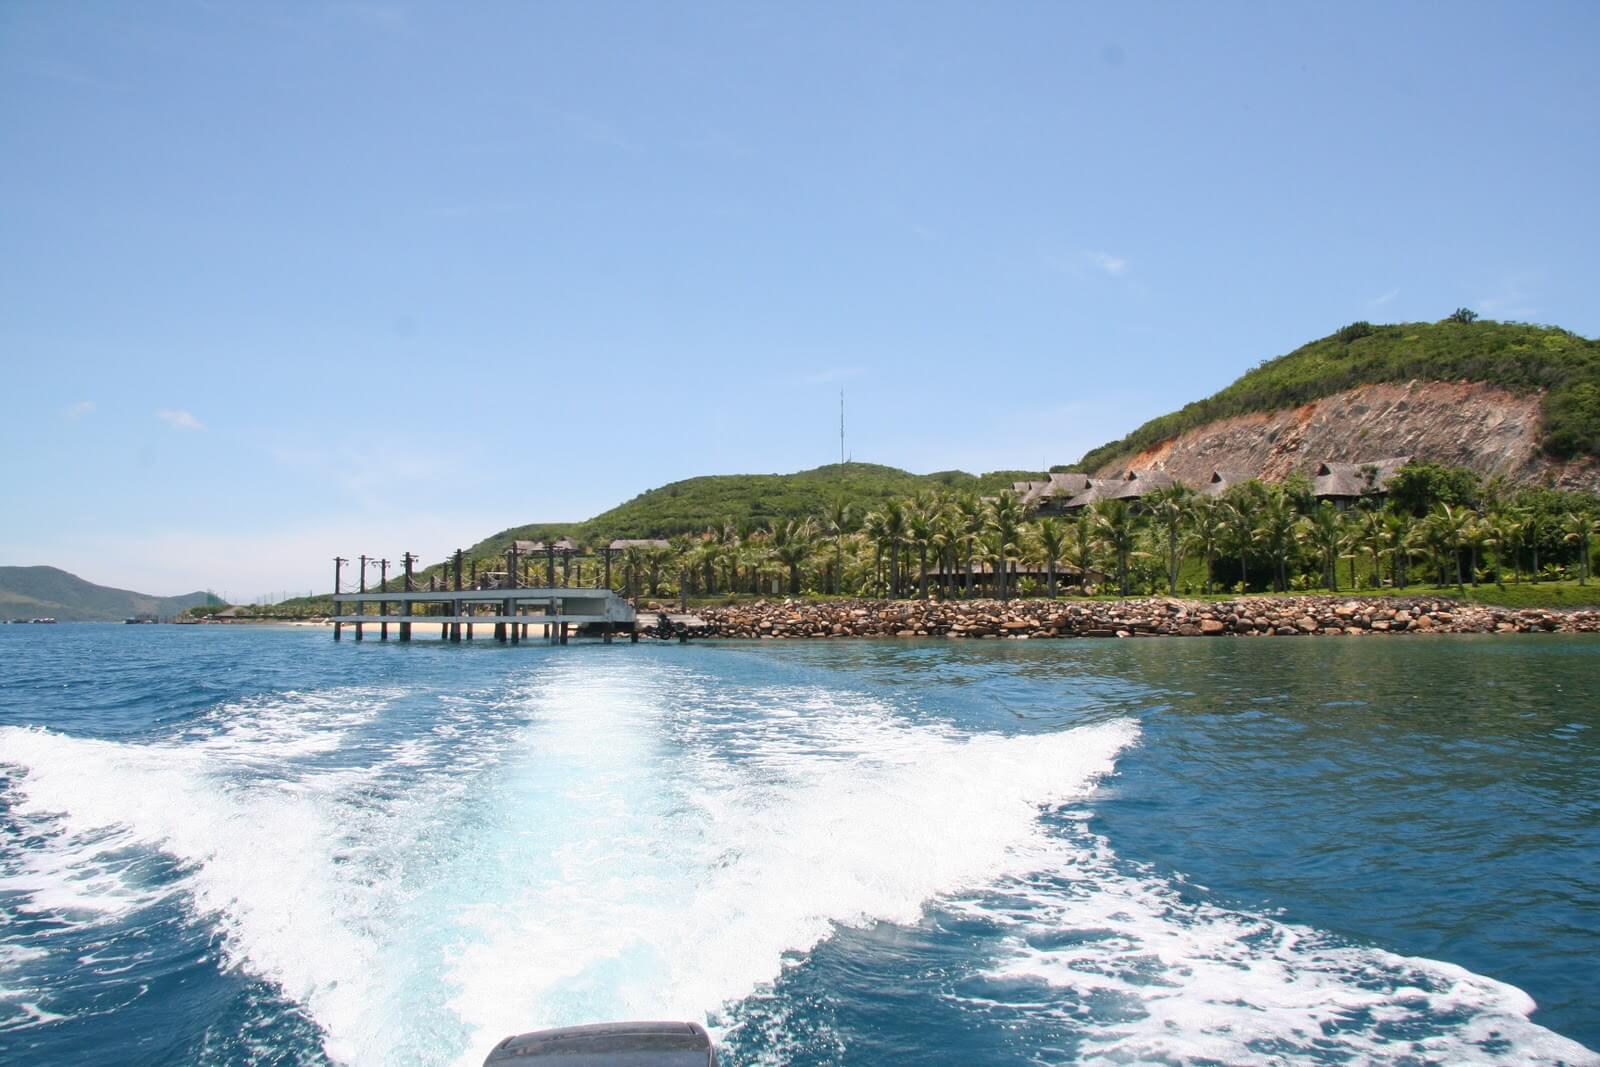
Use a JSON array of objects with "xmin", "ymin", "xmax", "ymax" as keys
[{"xmin": 0, "ymin": 566, "xmax": 219, "ymax": 621}]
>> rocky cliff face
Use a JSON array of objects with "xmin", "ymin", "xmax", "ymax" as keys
[{"xmin": 1095, "ymin": 380, "xmax": 1599, "ymax": 490}]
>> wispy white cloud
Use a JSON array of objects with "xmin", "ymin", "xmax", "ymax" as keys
[
  {"xmin": 1046, "ymin": 249, "xmax": 1132, "ymax": 280},
  {"xmin": 801, "ymin": 367, "xmax": 866, "ymax": 386},
  {"xmin": 1085, "ymin": 251, "xmax": 1129, "ymax": 277},
  {"xmin": 1370, "ymin": 288, "xmax": 1400, "ymax": 307},
  {"xmin": 156, "ymin": 409, "xmax": 205, "ymax": 431},
  {"xmin": 63, "ymin": 400, "xmax": 96, "ymax": 420},
  {"xmin": 269, "ymin": 441, "xmax": 464, "ymax": 508},
  {"xmin": 1476, "ymin": 275, "xmax": 1541, "ymax": 321}
]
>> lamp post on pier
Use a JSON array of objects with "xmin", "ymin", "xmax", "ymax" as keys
[
  {"xmin": 356, "ymin": 554, "xmax": 370, "ymax": 641},
  {"xmin": 333, "ymin": 556, "xmax": 347, "ymax": 641},
  {"xmin": 400, "ymin": 551, "xmax": 416, "ymax": 641},
  {"xmin": 378, "ymin": 558, "xmax": 390, "ymax": 640}
]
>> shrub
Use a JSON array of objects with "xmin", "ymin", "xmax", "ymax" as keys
[{"xmin": 1334, "ymin": 321, "xmax": 1375, "ymax": 344}]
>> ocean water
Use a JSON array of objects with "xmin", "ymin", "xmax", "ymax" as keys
[{"xmin": 0, "ymin": 625, "xmax": 1596, "ymax": 1066}]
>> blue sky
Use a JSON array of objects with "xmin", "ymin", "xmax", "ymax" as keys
[{"xmin": 3, "ymin": 2, "xmax": 1597, "ymax": 598}]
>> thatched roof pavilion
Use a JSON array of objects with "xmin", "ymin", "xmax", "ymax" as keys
[
  {"xmin": 1060, "ymin": 477, "xmax": 1123, "ymax": 512},
  {"xmin": 1312, "ymin": 456, "xmax": 1412, "ymax": 505},
  {"xmin": 1199, "ymin": 468, "xmax": 1254, "ymax": 498},
  {"xmin": 1107, "ymin": 468, "xmax": 1179, "ymax": 502},
  {"xmin": 1025, "ymin": 472, "xmax": 1099, "ymax": 512}
]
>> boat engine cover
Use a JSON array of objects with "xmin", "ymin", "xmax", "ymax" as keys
[{"xmin": 483, "ymin": 1021, "xmax": 717, "ymax": 1066}]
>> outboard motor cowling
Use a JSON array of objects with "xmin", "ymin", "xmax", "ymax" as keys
[{"xmin": 483, "ymin": 1021, "xmax": 717, "ymax": 1066}]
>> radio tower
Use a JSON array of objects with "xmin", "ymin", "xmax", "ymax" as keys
[{"xmin": 839, "ymin": 389, "xmax": 846, "ymax": 467}]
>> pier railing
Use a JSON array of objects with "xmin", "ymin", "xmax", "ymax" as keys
[{"xmin": 330, "ymin": 587, "xmax": 638, "ymax": 645}]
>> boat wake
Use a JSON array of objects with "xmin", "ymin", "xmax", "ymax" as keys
[{"xmin": 1, "ymin": 658, "xmax": 1593, "ymax": 1065}]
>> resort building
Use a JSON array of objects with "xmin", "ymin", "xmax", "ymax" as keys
[
  {"xmin": 1024, "ymin": 472, "xmax": 1101, "ymax": 514},
  {"xmin": 1311, "ymin": 456, "xmax": 1412, "ymax": 509},
  {"xmin": 1021, "ymin": 457, "xmax": 1415, "ymax": 514},
  {"xmin": 1058, "ymin": 476, "xmax": 1124, "ymax": 513},
  {"xmin": 1199, "ymin": 468, "xmax": 1254, "ymax": 498}
]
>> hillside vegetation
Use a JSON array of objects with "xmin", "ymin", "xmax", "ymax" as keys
[
  {"xmin": 462, "ymin": 463, "xmax": 1044, "ymax": 561},
  {"xmin": 260, "ymin": 463, "xmax": 1044, "ymax": 608},
  {"xmin": 1076, "ymin": 319, "xmax": 1600, "ymax": 472},
  {"xmin": 0, "ymin": 566, "xmax": 220, "ymax": 621}
]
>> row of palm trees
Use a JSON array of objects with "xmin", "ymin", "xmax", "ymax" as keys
[{"xmin": 608, "ymin": 479, "xmax": 1597, "ymax": 602}]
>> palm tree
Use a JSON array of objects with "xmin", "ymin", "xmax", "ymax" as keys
[
  {"xmin": 1091, "ymin": 499, "xmax": 1140, "ymax": 596},
  {"xmin": 907, "ymin": 505, "xmax": 937, "ymax": 600},
  {"xmin": 1462, "ymin": 515, "xmax": 1495, "ymax": 585},
  {"xmin": 1185, "ymin": 497, "xmax": 1225, "ymax": 594},
  {"xmin": 1069, "ymin": 513, "xmax": 1098, "ymax": 591},
  {"xmin": 1222, "ymin": 500, "xmax": 1255, "ymax": 591},
  {"xmin": 620, "ymin": 544, "xmax": 647, "ymax": 600},
  {"xmin": 1252, "ymin": 490, "xmax": 1298, "ymax": 592},
  {"xmin": 668, "ymin": 534, "xmax": 696, "ymax": 609},
  {"xmin": 932, "ymin": 502, "xmax": 963, "ymax": 600},
  {"xmin": 771, "ymin": 518, "xmax": 815, "ymax": 596},
  {"xmin": 1563, "ymin": 510, "xmax": 1595, "ymax": 585},
  {"xmin": 1299, "ymin": 502, "xmax": 1345, "ymax": 591},
  {"xmin": 1382, "ymin": 511, "xmax": 1414, "ymax": 589},
  {"xmin": 742, "ymin": 528, "xmax": 775, "ymax": 595},
  {"xmin": 717, "ymin": 520, "xmax": 741, "ymax": 593},
  {"xmin": 1033, "ymin": 517, "xmax": 1069, "ymax": 598},
  {"xmin": 1425, "ymin": 503, "xmax": 1472, "ymax": 588},
  {"xmin": 881, "ymin": 499, "xmax": 909, "ymax": 598},
  {"xmin": 643, "ymin": 543, "xmax": 675, "ymax": 597},
  {"xmin": 1494, "ymin": 507, "xmax": 1527, "ymax": 583},
  {"xmin": 1354, "ymin": 508, "xmax": 1389, "ymax": 589},
  {"xmin": 1524, "ymin": 508, "xmax": 1544, "ymax": 582},
  {"xmin": 975, "ymin": 531, "xmax": 1004, "ymax": 598},
  {"xmin": 862, "ymin": 508, "xmax": 888, "ymax": 597},
  {"xmin": 955, "ymin": 493, "xmax": 985, "ymax": 598},
  {"xmin": 985, "ymin": 493, "xmax": 1026, "ymax": 600},
  {"xmin": 1146, "ymin": 486, "xmax": 1190, "ymax": 595},
  {"xmin": 823, "ymin": 500, "xmax": 853, "ymax": 596}
]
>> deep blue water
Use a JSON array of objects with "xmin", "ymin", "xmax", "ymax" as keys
[{"xmin": 1, "ymin": 624, "xmax": 1596, "ymax": 1065}]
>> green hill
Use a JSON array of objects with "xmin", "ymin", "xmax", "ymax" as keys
[
  {"xmin": 0, "ymin": 566, "xmax": 222, "ymax": 621},
  {"xmin": 464, "ymin": 463, "xmax": 1041, "ymax": 559},
  {"xmin": 263, "ymin": 463, "xmax": 1046, "ymax": 608},
  {"xmin": 273, "ymin": 463, "xmax": 1041, "ymax": 600},
  {"xmin": 1074, "ymin": 318, "xmax": 1600, "ymax": 472}
]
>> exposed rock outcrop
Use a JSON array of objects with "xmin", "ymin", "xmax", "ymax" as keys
[{"xmin": 1094, "ymin": 380, "xmax": 1599, "ymax": 491}]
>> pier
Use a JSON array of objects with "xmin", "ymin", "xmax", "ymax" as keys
[{"xmin": 329, "ymin": 551, "xmax": 641, "ymax": 645}]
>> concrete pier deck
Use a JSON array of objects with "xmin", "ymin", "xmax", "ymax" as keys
[{"xmin": 331, "ymin": 587, "xmax": 637, "ymax": 643}]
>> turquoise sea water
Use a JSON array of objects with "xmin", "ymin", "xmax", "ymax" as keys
[{"xmin": 1, "ymin": 625, "xmax": 1596, "ymax": 1065}]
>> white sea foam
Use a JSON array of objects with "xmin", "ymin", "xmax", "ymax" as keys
[
  {"xmin": 957, "ymin": 823, "xmax": 1599, "ymax": 1066},
  {"xmin": 1, "ymin": 660, "xmax": 1593, "ymax": 1066},
  {"xmin": 436, "ymin": 669, "xmax": 1138, "ymax": 1065}
]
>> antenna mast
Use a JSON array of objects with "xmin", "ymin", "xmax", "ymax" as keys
[{"xmin": 839, "ymin": 389, "xmax": 845, "ymax": 467}]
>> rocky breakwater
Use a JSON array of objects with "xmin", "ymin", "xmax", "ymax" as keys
[{"xmin": 692, "ymin": 596, "xmax": 1600, "ymax": 640}]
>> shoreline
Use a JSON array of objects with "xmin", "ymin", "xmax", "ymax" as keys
[
  {"xmin": 683, "ymin": 595, "xmax": 1600, "ymax": 640},
  {"xmin": 68, "ymin": 596, "xmax": 1599, "ymax": 640}
]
